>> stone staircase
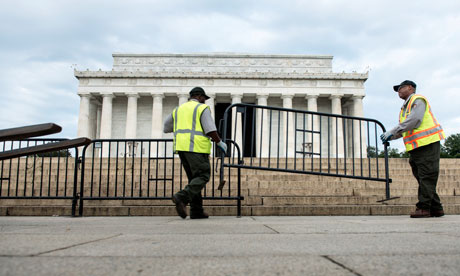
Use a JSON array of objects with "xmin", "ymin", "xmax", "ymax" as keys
[{"xmin": 1, "ymin": 158, "xmax": 460, "ymax": 216}]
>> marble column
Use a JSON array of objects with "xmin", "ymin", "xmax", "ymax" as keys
[
  {"xmin": 151, "ymin": 94, "xmax": 164, "ymax": 138},
  {"xmin": 352, "ymin": 95, "xmax": 366, "ymax": 158},
  {"xmin": 205, "ymin": 93, "xmax": 216, "ymax": 119},
  {"xmin": 77, "ymin": 94, "xmax": 92, "ymax": 138},
  {"xmin": 204, "ymin": 93, "xmax": 216, "ymax": 155},
  {"xmin": 178, "ymin": 93, "xmax": 189, "ymax": 106},
  {"xmin": 88, "ymin": 99, "xmax": 99, "ymax": 139},
  {"xmin": 256, "ymin": 94, "xmax": 269, "ymax": 157},
  {"xmin": 96, "ymin": 105, "xmax": 102, "ymax": 139},
  {"xmin": 100, "ymin": 94, "xmax": 114, "ymax": 157},
  {"xmin": 231, "ymin": 94, "xmax": 243, "ymax": 153},
  {"xmin": 282, "ymin": 94, "xmax": 295, "ymax": 158},
  {"xmin": 306, "ymin": 94, "xmax": 320, "ymax": 156},
  {"xmin": 330, "ymin": 94, "xmax": 344, "ymax": 158},
  {"xmin": 125, "ymin": 94, "xmax": 139, "ymax": 139}
]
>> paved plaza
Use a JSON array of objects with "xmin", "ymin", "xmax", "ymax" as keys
[{"xmin": 1, "ymin": 215, "xmax": 460, "ymax": 275}]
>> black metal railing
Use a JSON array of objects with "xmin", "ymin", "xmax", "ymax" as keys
[
  {"xmin": 78, "ymin": 139, "xmax": 244, "ymax": 216},
  {"xmin": 0, "ymin": 139, "xmax": 80, "ymax": 215},
  {"xmin": 220, "ymin": 103, "xmax": 395, "ymax": 201}
]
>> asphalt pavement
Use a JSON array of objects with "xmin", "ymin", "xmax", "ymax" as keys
[{"xmin": 1, "ymin": 215, "xmax": 460, "ymax": 275}]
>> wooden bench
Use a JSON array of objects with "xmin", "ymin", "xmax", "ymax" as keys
[{"xmin": 0, "ymin": 123, "xmax": 91, "ymax": 160}]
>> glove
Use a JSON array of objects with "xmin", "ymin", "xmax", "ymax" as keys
[
  {"xmin": 217, "ymin": 141, "xmax": 227, "ymax": 154},
  {"xmin": 380, "ymin": 132, "xmax": 393, "ymax": 144}
]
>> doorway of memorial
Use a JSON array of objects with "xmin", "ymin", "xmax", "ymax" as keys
[{"xmin": 214, "ymin": 103, "xmax": 256, "ymax": 158}]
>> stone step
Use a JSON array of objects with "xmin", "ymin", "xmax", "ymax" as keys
[
  {"xmin": 249, "ymin": 187, "xmax": 457, "ymax": 197},
  {"xmin": 3, "ymin": 179, "xmax": 459, "ymax": 196},
  {"xmin": 3, "ymin": 204, "xmax": 460, "ymax": 216},
  {"xmin": 261, "ymin": 195, "xmax": 460, "ymax": 206}
]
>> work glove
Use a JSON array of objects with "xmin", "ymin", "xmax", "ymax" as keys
[
  {"xmin": 217, "ymin": 141, "xmax": 227, "ymax": 154},
  {"xmin": 380, "ymin": 132, "xmax": 393, "ymax": 144}
]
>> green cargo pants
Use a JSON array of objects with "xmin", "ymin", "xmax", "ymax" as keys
[
  {"xmin": 409, "ymin": 141, "xmax": 443, "ymax": 211},
  {"xmin": 174, "ymin": 151, "xmax": 210, "ymax": 215}
]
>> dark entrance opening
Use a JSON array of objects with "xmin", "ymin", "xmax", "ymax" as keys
[
  {"xmin": 215, "ymin": 103, "xmax": 232, "ymax": 156},
  {"xmin": 241, "ymin": 105, "xmax": 256, "ymax": 158},
  {"xmin": 214, "ymin": 103, "xmax": 256, "ymax": 157}
]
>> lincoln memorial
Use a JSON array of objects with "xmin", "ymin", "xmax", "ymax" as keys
[{"xmin": 75, "ymin": 53, "xmax": 368, "ymax": 157}]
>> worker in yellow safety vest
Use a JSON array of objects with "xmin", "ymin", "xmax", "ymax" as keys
[
  {"xmin": 380, "ymin": 80, "xmax": 445, "ymax": 218},
  {"xmin": 163, "ymin": 87, "xmax": 227, "ymax": 219}
]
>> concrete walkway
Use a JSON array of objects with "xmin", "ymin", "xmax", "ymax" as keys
[{"xmin": 1, "ymin": 216, "xmax": 460, "ymax": 276}]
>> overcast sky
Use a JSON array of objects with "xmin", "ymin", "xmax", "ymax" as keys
[{"xmin": 1, "ymin": 0, "xmax": 459, "ymax": 151}]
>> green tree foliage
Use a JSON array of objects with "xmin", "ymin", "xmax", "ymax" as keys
[
  {"xmin": 367, "ymin": 146, "xmax": 409, "ymax": 158},
  {"xmin": 36, "ymin": 149, "xmax": 72, "ymax": 157},
  {"xmin": 441, "ymin": 133, "xmax": 460, "ymax": 158},
  {"xmin": 368, "ymin": 133, "xmax": 460, "ymax": 158}
]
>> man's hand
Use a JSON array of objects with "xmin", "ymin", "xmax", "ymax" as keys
[
  {"xmin": 217, "ymin": 141, "xmax": 227, "ymax": 154},
  {"xmin": 380, "ymin": 132, "xmax": 393, "ymax": 144}
]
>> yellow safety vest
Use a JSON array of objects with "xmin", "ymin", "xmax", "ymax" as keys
[
  {"xmin": 172, "ymin": 100, "xmax": 211, "ymax": 154},
  {"xmin": 399, "ymin": 94, "xmax": 445, "ymax": 152}
]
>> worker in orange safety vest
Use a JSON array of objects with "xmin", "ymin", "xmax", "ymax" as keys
[{"xmin": 380, "ymin": 80, "xmax": 445, "ymax": 218}]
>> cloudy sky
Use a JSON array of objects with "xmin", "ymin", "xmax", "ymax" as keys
[{"xmin": 1, "ymin": 0, "xmax": 459, "ymax": 150}]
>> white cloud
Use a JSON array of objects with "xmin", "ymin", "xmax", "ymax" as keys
[{"xmin": 1, "ymin": 0, "xmax": 460, "ymax": 141}]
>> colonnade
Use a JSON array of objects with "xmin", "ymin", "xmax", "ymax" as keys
[{"xmin": 77, "ymin": 92, "xmax": 365, "ymax": 158}]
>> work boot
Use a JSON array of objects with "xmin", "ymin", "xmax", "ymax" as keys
[
  {"xmin": 430, "ymin": 209, "xmax": 445, "ymax": 217},
  {"xmin": 410, "ymin": 208, "xmax": 430, "ymax": 218},
  {"xmin": 172, "ymin": 194, "xmax": 187, "ymax": 219},
  {"xmin": 190, "ymin": 211, "xmax": 209, "ymax": 219}
]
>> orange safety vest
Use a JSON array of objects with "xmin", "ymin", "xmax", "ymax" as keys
[{"xmin": 399, "ymin": 94, "xmax": 445, "ymax": 151}]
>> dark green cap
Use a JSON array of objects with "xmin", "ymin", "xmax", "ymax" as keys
[{"xmin": 189, "ymin": 87, "xmax": 210, "ymax": 100}]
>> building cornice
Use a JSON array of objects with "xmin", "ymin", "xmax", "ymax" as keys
[
  {"xmin": 74, "ymin": 70, "xmax": 368, "ymax": 81},
  {"xmin": 112, "ymin": 52, "xmax": 334, "ymax": 59}
]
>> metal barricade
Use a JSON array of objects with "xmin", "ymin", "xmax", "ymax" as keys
[
  {"xmin": 0, "ymin": 139, "xmax": 80, "ymax": 215},
  {"xmin": 78, "ymin": 139, "xmax": 244, "ymax": 216},
  {"xmin": 220, "ymin": 103, "xmax": 395, "ymax": 201}
]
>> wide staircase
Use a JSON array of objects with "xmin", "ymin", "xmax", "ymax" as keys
[{"xmin": 1, "ymin": 157, "xmax": 459, "ymax": 216}]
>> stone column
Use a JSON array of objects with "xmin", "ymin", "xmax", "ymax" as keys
[
  {"xmin": 330, "ymin": 94, "xmax": 344, "ymax": 158},
  {"xmin": 100, "ymin": 94, "xmax": 114, "ymax": 157},
  {"xmin": 96, "ymin": 105, "xmax": 102, "ymax": 139},
  {"xmin": 352, "ymin": 95, "xmax": 366, "ymax": 158},
  {"xmin": 204, "ymin": 93, "xmax": 216, "ymax": 155},
  {"xmin": 178, "ymin": 93, "xmax": 189, "ymax": 106},
  {"xmin": 88, "ymin": 99, "xmax": 99, "ymax": 139},
  {"xmin": 151, "ymin": 94, "xmax": 164, "ymax": 138},
  {"xmin": 306, "ymin": 94, "xmax": 320, "ymax": 156},
  {"xmin": 94, "ymin": 104, "xmax": 102, "ymax": 157},
  {"xmin": 231, "ymin": 94, "xmax": 243, "ymax": 154},
  {"xmin": 205, "ymin": 93, "xmax": 216, "ymax": 119},
  {"xmin": 125, "ymin": 94, "xmax": 139, "ymax": 139},
  {"xmin": 125, "ymin": 94, "xmax": 139, "ymax": 157},
  {"xmin": 256, "ymin": 94, "xmax": 269, "ymax": 157},
  {"xmin": 282, "ymin": 94, "xmax": 295, "ymax": 157},
  {"xmin": 77, "ymin": 94, "xmax": 91, "ymax": 138}
]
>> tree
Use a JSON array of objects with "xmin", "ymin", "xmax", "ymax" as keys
[
  {"xmin": 442, "ymin": 133, "xmax": 460, "ymax": 158},
  {"xmin": 367, "ymin": 146, "xmax": 378, "ymax": 158},
  {"xmin": 367, "ymin": 146, "xmax": 407, "ymax": 158},
  {"xmin": 36, "ymin": 149, "xmax": 72, "ymax": 157}
]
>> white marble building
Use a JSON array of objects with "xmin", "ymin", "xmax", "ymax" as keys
[{"xmin": 75, "ymin": 53, "xmax": 368, "ymax": 157}]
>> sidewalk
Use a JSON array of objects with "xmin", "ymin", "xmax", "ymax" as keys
[{"xmin": 1, "ymin": 215, "xmax": 460, "ymax": 275}]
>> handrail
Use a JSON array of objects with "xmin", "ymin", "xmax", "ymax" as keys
[{"xmin": 0, "ymin": 123, "xmax": 62, "ymax": 141}]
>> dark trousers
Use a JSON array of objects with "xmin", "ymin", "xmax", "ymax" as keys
[
  {"xmin": 175, "ymin": 151, "xmax": 210, "ymax": 215},
  {"xmin": 409, "ymin": 141, "xmax": 443, "ymax": 211}
]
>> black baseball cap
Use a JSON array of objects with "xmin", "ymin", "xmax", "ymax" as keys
[
  {"xmin": 393, "ymin": 80, "xmax": 417, "ymax": 92},
  {"xmin": 189, "ymin": 87, "xmax": 210, "ymax": 100}
]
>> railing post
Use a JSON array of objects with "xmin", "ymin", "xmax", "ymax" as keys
[
  {"xmin": 71, "ymin": 149, "xmax": 80, "ymax": 217},
  {"xmin": 384, "ymin": 142, "xmax": 391, "ymax": 200},
  {"xmin": 79, "ymin": 145, "xmax": 88, "ymax": 217}
]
